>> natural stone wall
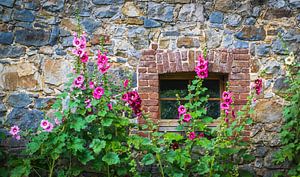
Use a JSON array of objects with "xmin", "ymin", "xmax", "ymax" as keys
[{"xmin": 0, "ymin": 0, "xmax": 299, "ymax": 176}]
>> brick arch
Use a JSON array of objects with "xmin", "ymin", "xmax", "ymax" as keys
[{"xmin": 138, "ymin": 45, "xmax": 250, "ymax": 124}]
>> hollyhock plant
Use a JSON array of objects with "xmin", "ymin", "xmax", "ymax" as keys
[
  {"xmin": 89, "ymin": 81, "xmax": 95, "ymax": 89},
  {"xmin": 44, "ymin": 123, "xmax": 54, "ymax": 132},
  {"xmin": 107, "ymin": 103, "xmax": 113, "ymax": 110},
  {"xmin": 183, "ymin": 113, "xmax": 191, "ymax": 122},
  {"xmin": 122, "ymin": 91, "xmax": 142, "ymax": 117},
  {"xmin": 85, "ymin": 99, "xmax": 91, "ymax": 108},
  {"xmin": 93, "ymin": 87, "xmax": 104, "ymax": 99},
  {"xmin": 195, "ymin": 54, "xmax": 209, "ymax": 79},
  {"xmin": 123, "ymin": 79, "xmax": 129, "ymax": 88},
  {"xmin": 178, "ymin": 105, "xmax": 186, "ymax": 115},
  {"xmin": 254, "ymin": 79, "xmax": 263, "ymax": 95},
  {"xmin": 122, "ymin": 93, "xmax": 129, "ymax": 101},
  {"xmin": 9, "ymin": 125, "xmax": 20, "ymax": 136},
  {"xmin": 80, "ymin": 52, "xmax": 88, "ymax": 63},
  {"xmin": 54, "ymin": 118, "xmax": 61, "ymax": 125},
  {"xmin": 220, "ymin": 102, "xmax": 230, "ymax": 110},
  {"xmin": 97, "ymin": 52, "xmax": 110, "ymax": 74},
  {"xmin": 40, "ymin": 120, "xmax": 50, "ymax": 129},
  {"xmin": 189, "ymin": 132, "xmax": 196, "ymax": 140}
]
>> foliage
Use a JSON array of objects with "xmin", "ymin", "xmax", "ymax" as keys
[{"xmin": 273, "ymin": 33, "xmax": 300, "ymax": 176}]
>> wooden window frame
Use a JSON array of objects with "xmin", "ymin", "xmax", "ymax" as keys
[{"xmin": 158, "ymin": 72, "xmax": 227, "ymax": 131}]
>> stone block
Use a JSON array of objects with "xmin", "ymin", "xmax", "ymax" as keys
[
  {"xmin": 0, "ymin": 46, "xmax": 25, "ymax": 58},
  {"xmin": 254, "ymin": 100, "xmax": 283, "ymax": 123},
  {"xmin": 15, "ymin": 29, "xmax": 50, "ymax": 46},
  {"xmin": 256, "ymin": 44, "xmax": 270, "ymax": 56},
  {"xmin": 43, "ymin": 59, "xmax": 72, "ymax": 86},
  {"xmin": 224, "ymin": 14, "xmax": 242, "ymax": 27},
  {"xmin": 177, "ymin": 37, "xmax": 200, "ymax": 48},
  {"xmin": 178, "ymin": 3, "xmax": 204, "ymax": 22},
  {"xmin": 235, "ymin": 26, "xmax": 266, "ymax": 41},
  {"xmin": 0, "ymin": 32, "xmax": 13, "ymax": 45},
  {"xmin": 209, "ymin": 11, "xmax": 224, "ymax": 24},
  {"xmin": 289, "ymin": 0, "xmax": 300, "ymax": 8},
  {"xmin": 92, "ymin": 0, "xmax": 124, "ymax": 5},
  {"xmin": 148, "ymin": 2, "xmax": 174, "ymax": 22},
  {"xmin": 13, "ymin": 9, "xmax": 35, "ymax": 22},
  {"xmin": 0, "ymin": 0, "xmax": 15, "ymax": 7},
  {"xmin": 8, "ymin": 93, "xmax": 32, "ymax": 108},
  {"xmin": 81, "ymin": 18, "xmax": 101, "ymax": 34},
  {"xmin": 42, "ymin": 0, "xmax": 64, "ymax": 12},
  {"xmin": 122, "ymin": 2, "xmax": 142, "ymax": 17},
  {"xmin": 144, "ymin": 18, "xmax": 161, "ymax": 28}
]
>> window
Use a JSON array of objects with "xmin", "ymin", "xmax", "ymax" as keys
[{"xmin": 158, "ymin": 72, "xmax": 226, "ymax": 130}]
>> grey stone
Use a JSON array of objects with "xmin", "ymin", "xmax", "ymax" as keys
[
  {"xmin": 163, "ymin": 31, "xmax": 180, "ymax": 37},
  {"xmin": 256, "ymin": 44, "xmax": 271, "ymax": 56},
  {"xmin": 59, "ymin": 28, "xmax": 71, "ymax": 37},
  {"xmin": 206, "ymin": 29, "xmax": 222, "ymax": 49},
  {"xmin": 0, "ymin": 0, "xmax": 14, "ymax": 7},
  {"xmin": 233, "ymin": 40, "xmax": 249, "ymax": 49},
  {"xmin": 128, "ymin": 27, "xmax": 146, "ymax": 38},
  {"xmin": 235, "ymin": 26, "xmax": 266, "ymax": 41},
  {"xmin": 238, "ymin": 165, "xmax": 256, "ymax": 177},
  {"xmin": 244, "ymin": 17, "xmax": 256, "ymax": 25},
  {"xmin": 252, "ymin": 6, "xmax": 261, "ymax": 17},
  {"xmin": 1, "ymin": 8, "xmax": 12, "ymax": 22},
  {"xmin": 81, "ymin": 18, "xmax": 100, "ymax": 34},
  {"xmin": 148, "ymin": 2, "xmax": 174, "ymax": 22},
  {"xmin": 297, "ymin": 14, "xmax": 300, "ymax": 21},
  {"xmin": 13, "ymin": 9, "xmax": 35, "ymax": 22},
  {"xmin": 92, "ymin": 0, "xmax": 124, "ymax": 5},
  {"xmin": 15, "ymin": 29, "xmax": 50, "ymax": 46},
  {"xmin": 209, "ymin": 23, "xmax": 224, "ymax": 29},
  {"xmin": 255, "ymin": 146, "xmax": 268, "ymax": 157},
  {"xmin": 144, "ymin": 18, "xmax": 161, "ymax": 28},
  {"xmin": 24, "ymin": 1, "xmax": 40, "ymax": 10},
  {"xmin": 289, "ymin": 0, "xmax": 300, "ymax": 8},
  {"xmin": 263, "ymin": 170, "xmax": 285, "ymax": 177},
  {"xmin": 282, "ymin": 30, "xmax": 298, "ymax": 41},
  {"xmin": 35, "ymin": 98, "xmax": 53, "ymax": 109},
  {"xmin": 254, "ymin": 100, "xmax": 283, "ymax": 123},
  {"xmin": 6, "ymin": 108, "xmax": 44, "ymax": 130},
  {"xmin": 209, "ymin": 11, "xmax": 224, "ymax": 24},
  {"xmin": 271, "ymin": 38, "xmax": 287, "ymax": 54},
  {"xmin": 95, "ymin": 6, "xmax": 119, "ymax": 18},
  {"xmin": 178, "ymin": 3, "xmax": 204, "ymax": 22},
  {"xmin": 0, "ymin": 32, "xmax": 13, "ymax": 45},
  {"xmin": 254, "ymin": 158, "xmax": 263, "ymax": 168},
  {"xmin": 42, "ymin": 0, "xmax": 64, "ymax": 12},
  {"xmin": 15, "ymin": 22, "xmax": 32, "ymax": 29},
  {"xmin": 116, "ymin": 58, "xmax": 127, "ymax": 63},
  {"xmin": 0, "ymin": 46, "xmax": 25, "ymax": 58},
  {"xmin": 49, "ymin": 26, "xmax": 60, "ymax": 46},
  {"xmin": 62, "ymin": 36, "xmax": 73, "ymax": 47},
  {"xmin": 222, "ymin": 34, "xmax": 233, "ymax": 48},
  {"xmin": 265, "ymin": 60, "xmax": 280, "ymax": 75},
  {"xmin": 224, "ymin": 14, "xmax": 242, "ymax": 27},
  {"xmin": 269, "ymin": 0, "xmax": 286, "ymax": 8},
  {"xmin": 8, "ymin": 93, "xmax": 32, "ymax": 108},
  {"xmin": 55, "ymin": 48, "xmax": 67, "ymax": 55},
  {"xmin": 273, "ymin": 77, "xmax": 289, "ymax": 94}
]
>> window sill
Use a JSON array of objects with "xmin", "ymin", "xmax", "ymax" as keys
[{"xmin": 158, "ymin": 119, "xmax": 220, "ymax": 132}]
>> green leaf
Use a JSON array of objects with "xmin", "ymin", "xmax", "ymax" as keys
[
  {"xmin": 102, "ymin": 152, "xmax": 120, "ymax": 165},
  {"xmin": 70, "ymin": 117, "xmax": 87, "ymax": 131},
  {"xmin": 141, "ymin": 153, "xmax": 155, "ymax": 165},
  {"xmin": 86, "ymin": 115, "xmax": 97, "ymax": 123},
  {"xmin": 166, "ymin": 151, "xmax": 176, "ymax": 163},
  {"xmin": 98, "ymin": 110, "xmax": 107, "ymax": 117},
  {"xmin": 164, "ymin": 133, "xmax": 183, "ymax": 142},
  {"xmin": 78, "ymin": 150, "xmax": 94, "ymax": 165},
  {"xmin": 102, "ymin": 118, "xmax": 113, "ymax": 127},
  {"xmin": 69, "ymin": 137, "xmax": 85, "ymax": 154},
  {"xmin": 245, "ymin": 118, "xmax": 253, "ymax": 125},
  {"xmin": 89, "ymin": 139, "xmax": 106, "ymax": 154}
]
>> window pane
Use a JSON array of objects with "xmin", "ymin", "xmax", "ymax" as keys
[
  {"xmin": 160, "ymin": 100, "xmax": 188, "ymax": 119},
  {"xmin": 203, "ymin": 80, "xmax": 220, "ymax": 98},
  {"xmin": 160, "ymin": 80, "xmax": 189, "ymax": 98},
  {"xmin": 206, "ymin": 101, "xmax": 220, "ymax": 119}
]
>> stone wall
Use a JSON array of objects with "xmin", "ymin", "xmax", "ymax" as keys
[{"xmin": 0, "ymin": 0, "xmax": 299, "ymax": 176}]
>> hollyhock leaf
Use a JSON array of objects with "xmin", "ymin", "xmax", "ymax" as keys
[
  {"xmin": 70, "ymin": 117, "xmax": 87, "ymax": 132},
  {"xmin": 78, "ymin": 150, "xmax": 95, "ymax": 165},
  {"xmin": 166, "ymin": 151, "xmax": 176, "ymax": 163},
  {"xmin": 246, "ymin": 118, "xmax": 253, "ymax": 125},
  {"xmin": 173, "ymin": 173, "xmax": 184, "ymax": 177},
  {"xmin": 69, "ymin": 137, "xmax": 85, "ymax": 154},
  {"xmin": 86, "ymin": 115, "xmax": 97, "ymax": 123},
  {"xmin": 164, "ymin": 133, "xmax": 183, "ymax": 142},
  {"xmin": 89, "ymin": 139, "xmax": 106, "ymax": 154},
  {"xmin": 27, "ymin": 142, "xmax": 40, "ymax": 155},
  {"xmin": 102, "ymin": 118, "xmax": 113, "ymax": 127},
  {"xmin": 117, "ymin": 167, "xmax": 128, "ymax": 176},
  {"xmin": 102, "ymin": 152, "xmax": 120, "ymax": 165},
  {"xmin": 54, "ymin": 111, "xmax": 63, "ymax": 119},
  {"xmin": 98, "ymin": 110, "xmax": 107, "ymax": 117},
  {"xmin": 202, "ymin": 116, "xmax": 213, "ymax": 123},
  {"xmin": 91, "ymin": 99, "xmax": 98, "ymax": 106},
  {"xmin": 10, "ymin": 160, "xmax": 31, "ymax": 177},
  {"xmin": 141, "ymin": 153, "xmax": 155, "ymax": 165}
]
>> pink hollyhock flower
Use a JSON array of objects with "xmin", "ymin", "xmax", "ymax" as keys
[
  {"xmin": 224, "ymin": 96, "xmax": 233, "ymax": 104},
  {"xmin": 85, "ymin": 99, "xmax": 91, "ymax": 108},
  {"xmin": 89, "ymin": 81, "xmax": 95, "ymax": 89},
  {"xmin": 188, "ymin": 132, "xmax": 196, "ymax": 140},
  {"xmin": 93, "ymin": 87, "xmax": 104, "ymax": 99},
  {"xmin": 199, "ymin": 132, "xmax": 205, "ymax": 138},
  {"xmin": 220, "ymin": 102, "xmax": 229, "ymax": 110},
  {"xmin": 122, "ymin": 93, "xmax": 129, "ymax": 101},
  {"xmin": 129, "ymin": 91, "xmax": 139, "ymax": 101},
  {"xmin": 198, "ymin": 54, "xmax": 205, "ymax": 63},
  {"xmin": 73, "ymin": 79, "xmax": 82, "ymax": 88},
  {"xmin": 225, "ymin": 109, "xmax": 229, "ymax": 116},
  {"xmin": 54, "ymin": 118, "xmax": 61, "ymax": 125},
  {"xmin": 40, "ymin": 120, "xmax": 50, "ymax": 129},
  {"xmin": 107, "ymin": 103, "xmax": 113, "ymax": 110},
  {"xmin": 73, "ymin": 36, "xmax": 81, "ymax": 47},
  {"xmin": 222, "ymin": 91, "xmax": 231, "ymax": 100},
  {"xmin": 197, "ymin": 70, "xmax": 208, "ymax": 79},
  {"xmin": 9, "ymin": 125, "xmax": 20, "ymax": 136},
  {"xmin": 123, "ymin": 79, "xmax": 129, "ymax": 88},
  {"xmin": 76, "ymin": 75, "xmax": 85, "ymax": 83},
  {"xmin": 254, "ymin": 79, "xmax": 263, "ymax": 95},
  {"xmin": 225, "ymin": 118, "xmax": 229, "ymax": 123},
  {"xmin": 183, "ymin": 113, "xmax": 191, "ymax": 122},
  {"xmin": 44, "ymin": 123, "xmax": 54, "ymax": 132},
  {"xmin": 98, "ymin": 63, "xmax": 110, "ymax": 74},
  {"xmin": 178, "ymin": 105, "xmax": 186, "ymax": 115},
  {"xmin": 72, "ymin": 48, "xmax": 85, "ymax": 57},
  {"xmin": 15, "ymin": 135, "xmax": 20, "ymax": 140},
  {"xmin": 80, "ymin": 52, "xmax": 88, "ymax": 63}
]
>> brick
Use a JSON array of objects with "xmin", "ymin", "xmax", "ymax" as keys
[
  {"xmin": 149, "ymin": 92, "xmax": 159, "ymax": 99},
  {"xmin": 157, "ymin": 64, "xmax": 163, "ymax": 73},
  {"xmin": 162, "ymin": 53, "xmax": 169, "ymax": 72},
  {"xmin": 181, "ymin": 51, "xmax": 188, "ymax": 61},
  {"xmin": 233, "ymin": 61, "xmax": 250, "ymax": 68},
  {"xmin": 230, "ymin": 80, "xmax": 250, "ymax": 86},
  {"xmin": 142, "ymin": 49, "xmax": 156, "ymax": 56},
  {"xmin": 229, "ymin": 73, "xmax": 250, "ymax": 80},
  {"xmin": 139, "ymin": 61, "xmax": 156, "ymax": 68},
  {"xmin": 148, "ymin": 67, "xmax": 157, "ymax": 73},
  {"xmin": 168, "ymin": 52, "xmax": 175, "ymax": 62},
  {"xmin": 149, "ymin": 80, "xmax": 159, "ymax": 87},
  {"xmin": 139, "ymin": 80, "xmax": 148, "ymax": 86},
  {"xmin": 139, "ymin": 86, "xmax": 159, "ymax": 92},
  {"xmin": 151, "ymin": 43, "xmax": 158, "ymax": 50},
  {"xmin": 233, "ymin": 99, "xmax": 248, "ymax": 105},
  {"xmin": 229, "ymin": 86, "xmax": 250, "ymax": 92},
  {"xmin": 148, "ymin": 106, "xmax": 159, "ymax": 112},
  {"xmin": 138, "ymin": 67, "xmax": 147, "ymax": 73},
  {"xmin": 182, "ymin": 63, "xmax": 189, "ymax": 72},
  {"xmin": 188, "ymin": 50, "xmax": 196, "ymax": 70},
  {"xmin": 156, "ymin": 53, "xmax": 163, "ymax": 64},
  {"xmin": 139, "ymin": 93, "xmax": 149, "ymax": 100},
  {"xmin": 234, "ymin": 54, "xmax": 250, "ymax": 61},
  {"xmin": 239, "ymin": 93, "xmax": 249, "ymax": 99},
  {"xmin": 143, "ymin": 100, "xmax": 159, "ymax": 106},
  {"xmin": 232, "ymin": 49, "xmax": 249, "ymax": 54},
  {"xmin": 221, "ymin": 51, "xmax": 228, "ymax": 63},
  {"xmin": 175, "ymin": 51, "xmax": 182, "ymax": 71},
  {"xmin": 169, "ymin": 62, "xmax": 176, "ymax": 72},
  {"xmin": 139, "ymin": 73, "xmax": 158, "ymax": 80}
]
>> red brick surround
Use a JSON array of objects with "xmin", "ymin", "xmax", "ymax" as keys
[{"xmin": 138, "ymin": 44, "xmax": 250, "ymax": 125}]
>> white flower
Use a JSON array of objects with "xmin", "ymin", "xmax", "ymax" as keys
[{"xmin": 285, "ymin": 52, "xmax": 295, "ymax": 65}]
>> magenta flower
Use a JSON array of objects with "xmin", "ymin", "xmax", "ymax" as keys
[
  {"xmin": 183, "ymin": 113, "xmax": 191, "ymax": 122},
  {"xmin": 15, "ymin": 135, "xmax": 20, "ymax": 140},
  {"xmin": 107, "ymin": 103, "xmax": 113, "ymax": 110},
  {"xmin": 178, "ymin": 105, "xmax": 186, "ymax": 115},
  {"xmin": 73, "ymin": 36, "xmax": 81, "ymax": 47},
  {"xmin": 89, "ymin": 81, "xmax": 95, "ymax": 89},
  {"xmin": 129, "ymin": 91, "xmax": 139, "ymax": 101},
  {"xmin": 188, "ymin": 132, "xmax": 196, "ymax": 140},
  {"xmin": 222, "ymin": 91, "xmax": 231, "ymax": 100},
  {"xmin": 97, "ymin": 52, "xmax": 110, "ymax": 74},
  {"xmin": 85, "ymin": 99, "xmax": 91, "ymax": 108},
  {"xmin": 44, "ymin": 123, "xmax": 54, "ymax": 132},
  {"xmin": 232, "ymin": 110, "xmax": 236, "ymax": 119},
  {"xmin": 224, "ymin": 97, "xmax": 233, "ymax": 104},
  {"xmin": 197, "ymin": 70, "xmax": 208, "ymax": 79},
  {"xmin": 199, "ymin": 132, "xmax": 205, "ymax": 138},
  {"xmin": 40, "ymin": 120, "xmax": 50, "ymax": 129},
  {"xmin": 72, "ymin": 48, "xmax": 85, "ymax": 57},
  {"xmin": 76, "ymin": 75, "xmax": 84, "ymax": 83},
  {"xmin": 80, "ymin": 52, "xmax": 88, "ymax": 63},
  {"xmin": 254, "ymin": 79, "xmax": 263, "ymax": 95},
  {"xmin": 225, "ymin": 118, "xmax": 229, "ymax": 123},
  {"xmin": 123, "ymin": 79, "xmax": 129, "ymax": 88},
  {"xmin": 122, "ymin": 93, "xmax": 129, "ymax": 101},
  {"xmin": 9, "ymin": 125, "xmax": 20, "ymax": 136},
  {"xmin": 73, "ymin": 75, "xmax": 85, "ymax": 88},
  {"xmin": 54, "ymin": 118, "xmax": 61, "ymax": 125},
  {"xmin": 195, "ymin": 54, "xmax": 209, "ymax": 79},
  {"xmin": 220, "ymin": 102, "xmax": 230, "ymax": 110},
  {"xmin": 93, "ymin": 87, "xmax": 104, "ymax": 99}
]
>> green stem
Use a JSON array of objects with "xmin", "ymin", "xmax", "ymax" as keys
[
  {"xmin": 156, "ymin": 153, "xmax": 165, "ymax": 177},
  {"xmin": 107, "ymin": 165, "xmax": 110, "ymax": 177},
  {"xmin": 48, "ymin": 158, "xmax": 56, "ymax": 177}
]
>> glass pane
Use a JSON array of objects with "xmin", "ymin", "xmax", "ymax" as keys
[
  {"xmin": 160, "ymin": 80, "xmax": 189, "ymax": 98},
  {"xmin": 206, "ymin": 101, "xmax": 220, "ymax": 119},
  {"xmin": 160, "ymin": 100, "xmax": 188, "ymax": 119},
  {"xmin": 203, "ymin": 80, "xmax": 220, "ymax": 98}
]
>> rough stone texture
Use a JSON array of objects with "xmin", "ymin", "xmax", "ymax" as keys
[
  {"xmin": 0, "ymin": 0, "xmax": 298, "ymax": 175},
  {"xmin": 7, "ymin": 93, "xmax": 32, "ymax": 108}
]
